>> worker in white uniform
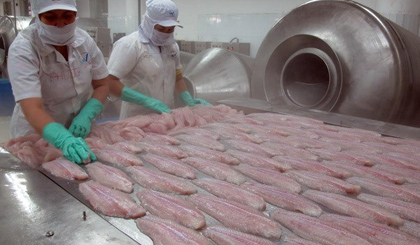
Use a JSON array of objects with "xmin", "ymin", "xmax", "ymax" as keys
[
  {"xmin": 8, "ymin": 0, "xmax": 110, "ymax": 164},
  {"xmin": 107, "ymin": 0, "xmax": 210, "ymax": 119}
]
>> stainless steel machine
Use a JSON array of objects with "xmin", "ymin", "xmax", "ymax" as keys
[{"xmin": 1, "ymin": 0, "xmax": 420, "ymax": 244}]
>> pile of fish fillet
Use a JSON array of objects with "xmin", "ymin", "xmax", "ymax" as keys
[{"xmin": 2, "ymin": 104, "xmax": 420, "ymax": 245}]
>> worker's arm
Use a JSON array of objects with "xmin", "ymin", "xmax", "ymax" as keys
[
  {"xmin": 175, "ymin": 70, "xmax": 211, "ymax": 106},
  {"xmin": 107, "ymin": 74, "xmax": 171, "ymax": 114},
  {"xmin": 20, "ymin": 98, "xmax": 96, "ymax": 164},
  {"xmin": 68, "ymin": 78, "xmax": 109, "ymax": 138}
]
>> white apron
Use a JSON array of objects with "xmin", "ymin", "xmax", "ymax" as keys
[{"xmin": 9, "ymin": 28, "xmax": 101, "ymax": 138}]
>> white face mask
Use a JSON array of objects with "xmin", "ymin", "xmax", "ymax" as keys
[
  {"xmin": 150, "ymin": 29, "xmax": 174, "ymax": 46},
  {"xmin": 37, "ymin": 17, "xmax": 77, "ymax": 46}
]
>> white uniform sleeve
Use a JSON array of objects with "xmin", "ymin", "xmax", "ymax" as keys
[
  {"xmin": 7, "ymin": 37, "xmax": 42, "ymax": 102},
  {"xmin": 107, "ymin": 35, "xmax": 139, "ymax": 79},
  {"xmin": 85, "ymin": 35, "xmax": 109, "ymax": 80}
]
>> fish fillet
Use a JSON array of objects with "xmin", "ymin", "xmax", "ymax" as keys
[
  {"xmin": 126, "ymin": 166, "xmax": 197, "ymax": 195},
  {"xmin": 179, "ymin": 145, "xmax": 240, "ymax": 165},
  {"xmin": 189, "ymin": 194, "xmax": 282, "ymax": 239},
  {"xmin": 357, "ymin": 193, "xmax": 420, "ymax": 223},
  {"xmin": 136, "ymin": 215, "xmax": 213, "ymax": 245},
  {"xmin": 42, "ymin": 157, "xmax": 88, "ymax": 180},
  {"xmin": 227, "ymin": 149, "xmax": 293, "ymax": 172},
  {"xmin": 302, "ymin": 189, "xmax": 403, "ymax": 226},
  {"xmin": 79, "ymin": 180, "xmax": 145, "ymax": 219},
  {"xmin": 137, "ymin": 189, "xmax": 205, "ymax": 229},
  {"xmin": 269, "ymin": 208, "xmax": 371, "ymax": 245},
  {"xmin": 203, "ymin": 225, "xmax": 277, "ymax": 245},
  {"xmin": 182, "ymin": 157, "xmax": 246, "ymax": 185},
  {"xmin": 285, "ymin": 170, "xmax": 360, "ymax": 194},
  {"xmin": 235, "ymin": 164, "xmax": 302, "ymax": 193},
  {"xmin": 86, "ymin": 162, "xmax": 134, "ymax": 193},
  {"xmin": 347, "ymin": 177, "xmax": 420, "ymax": 204},
  {"xmin": 142, "ymin": 153, "xmax": 196, "ymax": 179},
  {"xmin": 241, "ymin": 182, "xmax": 322, "ymax": 217},
  {"xmin": 192, "ymin": 178, "xmax": 266, "ymax": 210},
  {"xmin": 320, "ymin": 213, "xmax": 420, "ymax": 245}
]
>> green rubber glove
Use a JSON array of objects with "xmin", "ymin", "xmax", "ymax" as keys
[
  {"xmin": 121, "ymin": 86, "xmax": 171, "ymax": 114},
  {"xmin": 43, "ymin": 122, "xmax": 96, "ymax": 165},
  {"xmin": 69, "ymin": 98, "xmax": 104, "ymax": 138},
  {"xmin": 178, "ymin": 91, "xmax": 211, "ymax": 106}
]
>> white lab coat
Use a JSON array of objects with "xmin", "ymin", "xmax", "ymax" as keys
[
  {"xmin": 8, "ymin": 24, "xmax": 109, "ymax": 138},
  {"xmin": 107, "ymin": 30, "xmax": 182, "ymax": 119}
]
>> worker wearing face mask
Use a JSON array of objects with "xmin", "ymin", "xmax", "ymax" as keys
[
  {"xmin": 7, "ymin": 0, "xmax": 111, "ymax": 164},
  {"xmin": 107, "ymin": 0, "xmax": 211, "ymax": 119}
]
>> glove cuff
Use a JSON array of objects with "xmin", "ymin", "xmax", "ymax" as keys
[
  {"xmin": 178, "ymin": 91, "xmax": 193, "ymax": 104},
  {"xmin": 42, "ymin": 122, "xmax": 70, "ymax": 148},
  {"xmin": 83, "ymin": 98, "xmax": 104, "ymax": 120},
  {"xmin": 121, "ymin": 87, "xmax": 148, "ymax": 104}
]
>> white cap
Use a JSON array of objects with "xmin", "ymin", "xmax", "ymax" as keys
[
  {"xmin": 145, "ymin": 0, "xmax": 183, "ymax": 27},
  {"xmin": 31, "ymin": 0, "xmax": 77, "ymax": 16}
]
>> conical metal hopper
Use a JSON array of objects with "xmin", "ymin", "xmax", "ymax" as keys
[{"xmin": 182, "ymin": 48, "xmax": 252, "ymax": 105}]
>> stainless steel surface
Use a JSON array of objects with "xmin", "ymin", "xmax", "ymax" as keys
[
  {"xmin": 182, "ymin": 48, "xmax": 252, "ymax": 105},
  {"xmin": 219, "ymin": 97, "xmax": 420, "ymax": 141},
  {"xmin": 0, "ymin": 16, "xmax": 32, "ymax": 78},
  {"xmin": 251, "ymin": 0, "xmax": 420, "ymax": 128},
  {"xmin": 0, "ymin": 148, "xmax": 142, "ymax": 245},
  {"xmin": 180, "ymin": 51, "xmax": 195, "ymax": 71}
]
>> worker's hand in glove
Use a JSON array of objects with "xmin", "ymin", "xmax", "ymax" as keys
[
  {"xmin": 121, "ymin": 87, "xmax": 171, "ymax": 114},
  {"xmin": 178, "ymin": 91, "xmax": 211, "ymax": 106},
  {"xmin": 69, "ymin": 98, "xmax": 104, "ymax": 138},
  {"xmin": 43, "ymin": 122, "xmax": 96, "ymax": 164}
]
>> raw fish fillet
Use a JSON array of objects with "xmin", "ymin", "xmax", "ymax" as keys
[
  {"xmin": 276, "ymin": 135, "xmax": 342, "ymax": 152},
  {"xmin": 171, "ymin": 127, "xmax": 221, "ymax": 140},
  {"xmin": 141, "ymin": 133, "xmax": 181, "ymax": 145},
  {"xmin": 126, "ymin": 166, "xmax": 197, "ymax": 195},
  {"xmin": 302, "ymin": 189, "xmax": 404, "ymax": 226},
  {"xmin": 360, "ymin": 153, "xmax": 420, "ymax": 170},
  {"xmin": 179, "ymin": 145, "xmax": 240, "ymax": 165},
  {"xmin": 137, "ymin": 189, "xmax": 206, "ymax": 229},
  {"xmin": 282, "ymin": 235, "xmax": 323, "ymax": 245},
  {"xmin": 320, "ymin": 213, "xmax": 420, "ymax": 245},
  {"xmin": 136, "ymin": 215, "xmax": 213, "ymax": 245},
  {"xmin": 235, "ymin": 164, "xmax": 302, "ymax": 193},
  {"xmin": 347, "ymin": 177, "xmax": 420, "ymax": 204},
  {"xmin": 189, "ymin": 194, "xmax": 282, "ymax": 239},
  {"xmin": 399, "ymin": 221, "xmax": 420, "ymax": 239},
  {"xmin": 93, "ymin": 148, "xmax": 143, "ymax": 167},
  {"xmin": 269, "ymin": 208, "xmax": 371, "ymax": 245},
  {"xmin": 175, "ymin": 134, "xmax": 225, "ymax": 151},
  {"xmin": 262, "ymin": 142, "xmax": 322, "ymax": 161},
  {"xmin": 192, "ymin": 178, "xmax": 266, "ymax": 210},
  {"xmin": 204, "ymin": 124, "xmax": 264, "ymax": 144},
  {"xmin": 136, "ymin": 141, "xmax": 188, "ymax": 159},
  {"xmin": 227, "ymin": 139, "xmax": 279, "ymax": 157},
  {"xmin": 42, "ymin": 157, "xmax": 88, "ymax": 180},
  {"xmin": 310, "ymin": 148, "xmax": 373, "ymax": 166},
  {"xmin": 227, "ymin": 149, "xmax": 293, "ymax": 172},
  {"xmin": 325, "ymin": 160, "xmax": 406, "ymax": 184},
  {"xmin": 182, "ymin": 157, "xmax": 246, "ymax": 185},
  {"xmin": 203, "ymin": 225, "xmax": 277, "ymax": 245},
  {"xmin": 357, "ymin": 193, "xmax": 420, "ymax": 223},
  {"xmin": 273, "ymin": 156, "xmax": 351, "ymax": 178},
  {"xmin": 142, "ymin": 153, "xmax": 196, "ymax": 179},
  {"xmin": 373, "ymin": 164, "xmax": 420, "ymax": 184},
  {"xmin": 285, "ymin": 170, "xmax": 360, "ymax": 194},
  {"xmin": 79, "ymin": 180, "xmax": 145, "ymax": 219},
  {"xmin": 241, "ymin": 182, "xmax": 322, "ymax": 217},
  {"xmin": 86, "ymin": 162, "xmax": 134, "ymax": 193}
]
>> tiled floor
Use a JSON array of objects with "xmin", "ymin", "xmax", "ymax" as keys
[{"xmin": 0, "ymin": 116, "xmax": 11, "ymax": 143}]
